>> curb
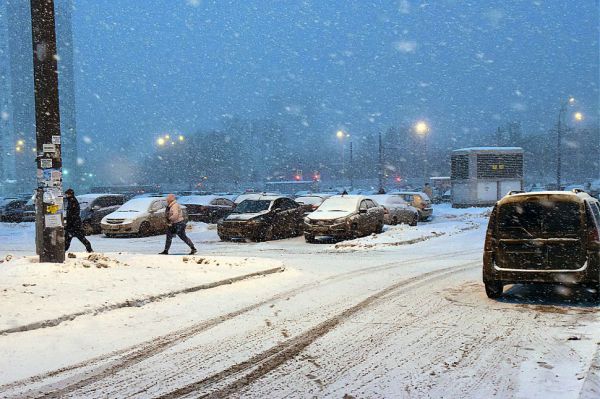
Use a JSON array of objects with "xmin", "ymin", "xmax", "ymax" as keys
[{"xmin": 0, "ymin": 266, "xmax": 285, "ymax": 336}]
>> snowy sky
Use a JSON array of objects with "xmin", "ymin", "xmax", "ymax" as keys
[{"xmin": 71, "ymin": 0, "xmax": 599, "ymax": 153}]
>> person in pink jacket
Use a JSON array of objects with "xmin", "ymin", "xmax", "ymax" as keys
[{"xmin": 159, "ymin": 194, "xmax": 197, "ymax": 255}]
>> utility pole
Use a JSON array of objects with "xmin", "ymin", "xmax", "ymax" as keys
[
  {"xmin": 378, "ymin": 131, "xmax": 384, "ymax": 192},
  {"xmin": 31, "ymin": 0, "xmax": 65, "ymax": 263},
  {"xmin": 349, "ymin": 140, "xmax": 353, "ymax": 189},
  {"xmin": 556, "ymin": 104, "xmax": 564, "ymax": 190}
]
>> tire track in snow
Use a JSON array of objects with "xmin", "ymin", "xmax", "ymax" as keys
[{"xmin": 155, "ymin": 261, "xmax": 480, "ymax": 398}]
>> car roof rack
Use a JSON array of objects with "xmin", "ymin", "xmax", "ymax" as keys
[{"xmin": 507, "ymin": 190, "xmax": 525, "ymax": 195}]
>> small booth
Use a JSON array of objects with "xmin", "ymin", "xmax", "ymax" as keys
[{"xmin": 451, "ymin": 147, "xmax": 524, "ymax": 208}]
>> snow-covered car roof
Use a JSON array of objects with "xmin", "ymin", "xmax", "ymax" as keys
[
  {"xmin": 178, "ymin": 195, "xmax": 230, "ymax": 205},
  {"xmin": 295, "ymin": 195, "xmax": 328, "ymax": 205},
  {"xmin": 117, "ymin": 197, "xmax": 166, "ymax": 212},
  {"xmin": 499, "ymin": 190, "xmax": 595, "ymax": 205},
  {"xmin": 234, "ymin": 193, "xmax": 282, "ymax": 203},
  {"xmin": 78, "ymin": 193, "xmax": 123, "ymax": 201},
  {"xmin": 367, "ymin": 194, "xmax": 409, "ymax": 206},
  {"xmin": 390, "ymin": 191, "xmax": 431, "ymax": 201}
]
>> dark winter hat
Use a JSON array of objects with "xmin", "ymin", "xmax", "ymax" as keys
[{"xmin": 65, "ymin": 188, "xmax": 74, "ymax": 195}]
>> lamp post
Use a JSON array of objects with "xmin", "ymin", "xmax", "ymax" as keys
[
  {"xmin": 414, "ymin": 121, "xmax": 430, "ymax": 185},
  {"xmin": 336, "ymin": 130, "xmax": 350, "ymax": 186},
  {"xmin": 556, "ymin": 97, "xmax": 580, "ymax": 189}
]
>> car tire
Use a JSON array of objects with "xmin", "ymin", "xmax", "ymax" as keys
[
  {"xmin": 304, "ymin": 234, "xmax": 317, "ymax": 243},
  {"xmin": 485, "ymin": 281, "xmax": 503, "ymax": 299},
  {"xmin": 82, "ymin": 222, "xmax": 94, "ymax": 236},
  {"xmin": 138, "ymin": 222, "xmax": 151, "ymax": 237},
  {"xmin": 219, "ymin": 235, "xmax": 230, "ymax": 242},
  {"xmin": 409, "ymin": 214, "xmax": 418, "ymax": 226},
  {"xmin": 376, "ymin": 222, "xmax": 384, "ymax": 234},
  {"xmin": 392, "ymin": 216, "xmax": 398, "ymax": 225}
]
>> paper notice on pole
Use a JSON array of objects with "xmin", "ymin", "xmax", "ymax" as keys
[
  {"xmin": 43, "ymin": 144, "xmax": 56, "ymax": 153},
  {"xmin": 51, "ymin": 170, "xmax": 61, "ymax": 181},
  {"xmin": 44, "ymin": 214, "xmax": 62, "ymax": 228},
  {"xmin": 40, "ymin": 159, "xmax": 52, "ymax": 168},
  {"xmin": 51, "ymin": 135, "xmax": 61, "ymax": 144}
]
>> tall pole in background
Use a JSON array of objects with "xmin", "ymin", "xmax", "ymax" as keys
[
  {"xmin": 378, "ymin": 131, "xmax": 383, "ymax": 192},
  {"xmin": 556, "ymin": 104, "xmax": 564, "ymax": 190},
  {"xmin": 31, "ymin": 0, "xmax": 65, "ymax": 263},
  {"xmin": 349, "ymin": 140, "xmax": 353, "ymax": 189}
]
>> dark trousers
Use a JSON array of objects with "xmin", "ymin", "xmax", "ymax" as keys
[
  {"xmin": 164, "ymin": 221, "xmax": 195, "ymax": 251},
  {"xmin": 65, "ymin": 228, "xmax": 93, "ymax": 252}
]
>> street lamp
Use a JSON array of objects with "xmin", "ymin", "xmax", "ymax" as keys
[
  {"xmin": 414, "ymin": 121, "xmax": 430, "ymax": 185},
  {"xmin": 556, "ymin": 97, "xmax": 581, "ymax": 189},
  {"xmin": 156, "ymin": 137, "xmax": 166, "ymax": 146}
]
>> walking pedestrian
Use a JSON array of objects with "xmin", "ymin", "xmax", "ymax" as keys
[
  {"xmin": 423, "ymin": 183, "xmax": 433, "ymax": 199},
  {"xmin": 64, "ymin": 188, "xmax": 94, "ymax": 253},
  {"xmin": 159, "ymin": 194, "xmax": 197, "ymax": 255}
]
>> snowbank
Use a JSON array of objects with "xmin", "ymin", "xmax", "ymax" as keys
[{"xmin": 0, "ymin": 253, "xmax": 284, "ymax": 334}]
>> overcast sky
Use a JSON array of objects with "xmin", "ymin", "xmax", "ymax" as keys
[{"xmin": 71, "ymin": 0, "xmax": 599, "ymax": 155}]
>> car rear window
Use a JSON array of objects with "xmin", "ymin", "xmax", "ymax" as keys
[{"xmin": 498, "ymin": 201, "xmax": 582, "ymax": 237}]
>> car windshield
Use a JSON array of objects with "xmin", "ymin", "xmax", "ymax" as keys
[
  {"xmin": 296, "ymin": 197, "xmax": 323, "ymax": 206},
  {"xmin": 498, "ymin": 201, "xmax": 582, "ymax": 237},
  {"xmin": 316, "ymin": 197, "xmax": 357, "ymax": 212},
  {"xmin": 116, "ymin": 198, "xmax": 155, "ymax": 212},
  {"xmin": 233, "ymin": 200, "xmax": 272, "ymax": 213}
]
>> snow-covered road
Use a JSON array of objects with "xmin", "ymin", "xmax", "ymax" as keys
[{"xmin": 1, "ymin": 205, "xmax": 599, "ymax": 398}]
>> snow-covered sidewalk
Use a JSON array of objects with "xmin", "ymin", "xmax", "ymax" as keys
[{"xmin": 0, "ymin": 253, "xmax": 284, "ymax": 334}]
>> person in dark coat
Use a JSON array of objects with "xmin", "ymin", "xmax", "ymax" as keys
[
  {"xmin": 159, "ymin": 193, "xmax": 196, "ymax": 255},
  {"xmin": 64, "ymin": 188, "xmax": 93, "ymax": 253}
]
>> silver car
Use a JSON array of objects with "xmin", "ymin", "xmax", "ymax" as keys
[{"xmin": 368, "ymin": 194, "xmax": 419, "ymax": 226}]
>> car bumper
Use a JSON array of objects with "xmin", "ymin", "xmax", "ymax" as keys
[
  {"xmin": 483, "ymin": 251, "xmax": 600, "ymax": 286},
  {"xmin": 101, "ymin": 223, "xmax": 137, "ymax": 235},
  {"xmin": 304, "ymin": 223, "xmax": 352, "ymax": 237},
  {"xmin": 218, "ymin": 222, "xmax": 267, "ymax": 239}
]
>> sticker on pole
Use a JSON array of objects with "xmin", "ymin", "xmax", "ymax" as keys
[
  {"xmin": 43, "ymin": 144, "xmax": 56, "ymax": 153},
  {"xmin": 46, "ymin": 204, "xmax": 60, "ymax": 214},
  {"xmin": 40, "ymin": 159, "xmax": 52, "ymax": 168},
  {"xmin": 44, "ymin": 214, "xmax": 62, "ymax": 228},
  {"xmin": 51, "ymin": 135, "xmax": 61, "ymax": 144}
]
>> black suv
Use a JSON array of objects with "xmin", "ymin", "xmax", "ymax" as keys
[
  {"xmin": 78, "ymin": 194, "xmax": 126, "ymax": 235},
  {"xmin": 483, "ymin": 190, "xmax": 600, "ymax": 300}
]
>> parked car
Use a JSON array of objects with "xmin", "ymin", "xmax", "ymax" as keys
[
  {"xmin": 0, "ymin": 198, "xmax": 27, "ymax": 222},
  {"xmin": 304, "ymin": 195, "xmax": 385, "ymax": 243},
  {"xmin": 78, "ymin": 194, "xmax": 126, "ymax": 235},
  {"xmin": 22, "ymin": 195, "xmax": 36, "ymax": 222},
  {"xmin": 233, "ymin": 192, "xmax": 280, "ymax": 204},
  {"xmin": 295, "ymin": 194, "xmax": 331, "ymax": 215},
  {"xmin": 178, "ymin": 195, "xmax": 235, "ymax": 223},
  {"xmin": 368, "ymin": 194, "xmax": 419, "ymax": 226},
  {"xmin": 101, "ymin": 197, "xmax": 186, "ymax": 237},
  {"xmin": 217, "ymin": 195, "xmax": 303, "ymax": 242},
  {"xmin": 390, "ymin": 191, "xmax": 432, "ymax": 221},
  {"xmin": 483, "ymin": 190, "xmax": 600, "ymax": 299}
]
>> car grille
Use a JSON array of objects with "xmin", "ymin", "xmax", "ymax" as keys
[
  {"xmin": 106, "ymin": 219, "xmax": 125, "ymax": 224},
  {"xmin": 313, "ymin": 219, "xmax": 335, "ymax": 226}
]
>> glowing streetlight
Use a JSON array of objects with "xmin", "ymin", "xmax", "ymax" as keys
[
  {"xmin": 156, "ymin": 137, "xmax": 166, "ymax": 146},
  {"xmin": 574, "ymin": 111, "xmax": 584, "ymax": 122},
  {"xmin": 414, "ymin": 121, "xmax": 429, "ymax": 136},
  {"xmin": 15, "ymin": 146, "xmax": 22, "ymax": 153},
  {"xmin": 16, "ymin": 139, "xmax": 25, "ymax": 146},
  {"xmin": 164, "ymin": 134, "xmax": 170, "ymax": 140},
  {"xmin": 178, "ymin": 135, "xmax": 185, "ymax": 142}
]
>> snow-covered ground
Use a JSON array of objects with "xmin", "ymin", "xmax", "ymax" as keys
[{"xmin": 0, "ymin": 204, "xmax": 598, "ymax": 398}]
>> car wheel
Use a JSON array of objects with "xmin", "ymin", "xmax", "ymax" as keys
[
  {"xmin": 485, "ymin": 281, "xmax": 503, "ymax": 299},
  {"xmin": 376, "ymin": 222, "xmax": 384, "ymax": 234},
  {"xmin": 409, "ymin": 214, "xmax": 418, "ymax": 226},
  {"xmin": 391, "ymin": 216, "xmax": 398, "ymax": 225},
  {"xmin": 219, "ymin": 234, "xmax": 230, "ymax": 242},
  {"xmin": 138, "ymin": 222, "xmax": 151, "ymax": 237},
  {"xmin": 82, "ymin": 222, "xmax": 94, "ymax": 236},
  {"xmin": 304, "ymin": 234, "xmax": 317, "ymax": 243}
]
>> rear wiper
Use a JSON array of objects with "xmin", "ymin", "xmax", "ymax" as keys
[{"xmin": 509, "ymin": 225, "xmax": 534, "ymax": 238}]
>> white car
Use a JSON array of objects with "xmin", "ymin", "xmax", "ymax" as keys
[{"xmin": 101, "ymin": 197, "xmax": 187, "ymax": 237}]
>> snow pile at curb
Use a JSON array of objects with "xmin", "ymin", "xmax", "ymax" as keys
[{"xmin": 0, "ymin": 253, "xmax": 285, "ymax": 334}]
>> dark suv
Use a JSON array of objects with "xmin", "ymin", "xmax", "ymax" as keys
[
  {"xmin": 217, "ymin": 195, "xmax": 304, "ymax": 241},
  {"xmin": 483, "ymin": 190, "xmax": 600, "ymax": 299},
  {"xmin": 78, "ymin": 194, "xmax": 126, "ymax": 235}
]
